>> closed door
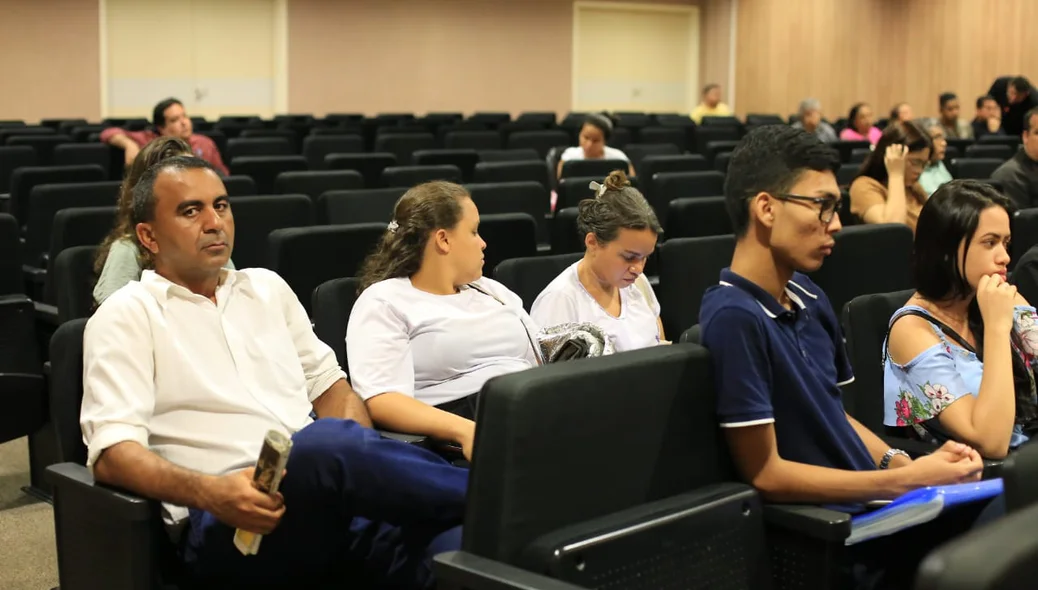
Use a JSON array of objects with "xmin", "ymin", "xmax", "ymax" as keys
[
  {"xmin": 103, "ymin": 0, "xmax": 286, "ymax": 120},
  {"xmin": 572, "ymin": 2, "xmax": 700, "ymax": 113}
]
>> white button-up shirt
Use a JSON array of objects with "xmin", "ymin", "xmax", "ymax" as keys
[{"xmin": 80, "ymin": 268, "xmax": 346, "ymax": 523}]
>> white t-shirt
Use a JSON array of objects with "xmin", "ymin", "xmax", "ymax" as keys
[
  {"xmin": 559, "ymin": 146, "xmax": 630, "ymax": 163},
  {"xmin": 530, "ymin": 261, "xmax": 662, "ymax": 353},
  {"xmin": 346, "ymin": 276, "xmax": 540, "ymax": 407}
]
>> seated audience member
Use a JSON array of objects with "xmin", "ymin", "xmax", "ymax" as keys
[
  {"xmin": 556, "ymin": 114, "xmax": 634, "ymax": 178},
  {"xmin": 791, "ymin": 98, "xmax": 838, "ymax": 143},
  {"xmin": 346, "ymin": 181, "xmax": 541, "ymax": 457},
  {"xmin": 991, "ymin": 107, "xmax": 1038, "ymax": 209},
  {"xmin": 531, "ymin": 170, "xmax": 665, "ymax": 352},
  {"xmin": 918, "ymin": 119, "xmax": 953, "ymax": 196},
  {"xmin": 699, "ymin": 125, "xmax": 992, "ymax": 590},
  {"xmin": 839, "ymin": 103, "xmax": 883, "ymax": 144},
  {"xmin": 990, "ymin": 76, "xmax": 1038, "ymax": 136},
  {"xmin": 690, "ymin": 83, "xmax": 733, "ymax": 124},
  {"xmin": 889, "ymin": 102, "xmax": 914, "ymax": 125},
  {"xmin": 100, "ymin": 97, "xmax": 228, "ymax": 174},
  {"xmin": 849, "ymin": 121, "xmax": 933, "ymax": 232},
  {"xmin": 972, "ymin": 95, "xmax": 1005, "ymax": 139},
  {"xmin": 885, "ymin": 180, "xmax": 1037, "ymax": 459},
  {"xmin": 938, "ymin": 92, "xmax": 974, "ymax": 139},
  {"xmin": 81, "ymin": 156, "xmax": 466, "ymax": 588},
  {"xmin": 93, "ymin": 137, "xmax": 235, "ymax": 306}
]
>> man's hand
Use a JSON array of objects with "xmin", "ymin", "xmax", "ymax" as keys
[
  {"xmin": 898, "ymin": 441, "xmax": 983, "ymax": 493},
  {"xmin": 199, "ymin": 467, "xmax": 286, "ymax": 534}
]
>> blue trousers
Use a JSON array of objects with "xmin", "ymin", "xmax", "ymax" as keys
[{"xmin": 181, "ymin": 419, "xmax": 468, "ymax": 589}]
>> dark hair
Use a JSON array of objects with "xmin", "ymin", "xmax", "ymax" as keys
[
  {"xmin": 582, "ymin": 113, "xmax": 613, "ymax": 141},
  {"xmin": 702, "ymin": 83, "xmax": 720, "ymax": 95},
  {"xmin": 577, "ymin": 170, "xmax": 662, "ymax": 244},
  {"xmin": 724, "ymin": 125, "xmax": 839, "ymax": 237},
  {"xmin": 152, "ymin": 98, "xmax": 183, "ymax": 128},
  {"xmin": 1010, "ymin": 77, "xmax": 1032, "ymax": 94},
  {"xmin": 94, "ymin": 137, "xmax": 193, "ymax": 274},
  {"xmin": 912, "ymin": 181, "xmax": 1035, "ymax": 427},
  {"xmin": 847, "ymin": 103, "xmax": 870, "ymax": 132},
  {"xmin": 357, "ymin": 181, "xmax": 470, "ymax": 291},
  {"xmin": 1025, "ymin": 107, "xmax": 1038, "ymax": 134},
  {"xmin": 857, "ymin": 121, "xmax": 933, "ymax": 184},
  {"xmin": 939, "ymin": 93, "xmax": 957, "ymax": 109},
  {"xmin": 976, "ymin": 95, "xmax": 996, "ymax": 110},
  {"xmin": 914, "ymin": 180, "xmax": 1014, "ymax": 302},
  {"xmin": 131, "ymin": 156, "xmax": 218, "ymax": 226}
]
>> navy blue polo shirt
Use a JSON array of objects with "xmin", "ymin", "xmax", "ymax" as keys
[{"xmin": 699, "ymin": 268, "xmax": 875, "ymax": 472}]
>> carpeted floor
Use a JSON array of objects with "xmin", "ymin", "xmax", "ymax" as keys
[{"xmin": 0, "ymin": 436, "xmax": 58, "ymax": 590}]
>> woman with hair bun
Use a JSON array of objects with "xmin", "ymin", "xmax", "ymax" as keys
[
  {"xmin": 531, "ymin": 170, "xmax": 666, "ymax": 351},
  {"xmin": 556, "ymin": 114, "xmax": 635, "ymax": 178},
  {"xmin": 346, "ymin": 181, "xmax": 541, "ymax": 459}
]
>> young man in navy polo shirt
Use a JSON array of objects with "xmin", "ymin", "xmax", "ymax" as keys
[{"xmin": 699, "ymin": 126, "xmax": 990, "ymax": 588}]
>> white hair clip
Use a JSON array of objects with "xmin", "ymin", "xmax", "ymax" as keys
[
  {"xmin": 387, "ymin": 220, "xmax": 399, "ymax": 233},
  {"xmin": 588, "ymin": 181, "xmax": 607, "ymax": 198}
]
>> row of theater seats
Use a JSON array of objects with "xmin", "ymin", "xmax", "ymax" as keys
[{"xmin": 34, "ymin": 307, "xmax": 1038, "ymax": 589}]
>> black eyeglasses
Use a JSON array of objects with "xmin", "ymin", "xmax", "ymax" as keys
[{"xmin": 774, "ymin": 193, "xmax": 841, "ymax": 224}]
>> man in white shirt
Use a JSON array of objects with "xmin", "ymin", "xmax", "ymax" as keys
[{"xmin": 81, "ymin": 156, "xmax": 467, "ymax": 588}]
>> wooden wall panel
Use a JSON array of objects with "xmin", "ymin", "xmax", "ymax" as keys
[{"xmin": 733, "ymin": 0, "xmax": 1038, "ymax": 121}]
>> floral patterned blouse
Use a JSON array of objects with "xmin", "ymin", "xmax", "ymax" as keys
[{"xmin": 882, "ymin": 304, "xmax": 1038, "ymax": 448}]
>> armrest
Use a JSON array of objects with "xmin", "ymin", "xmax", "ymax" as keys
[
  {"xmin": 763, "ymin": 503, "xmax": 852, "ymax": 543},
  {"xmin": 0, "ymin": 193, "xmax": 9, "ymax": 213},
  {"xmin": 47, "ymin": 463, "xmax": 165, "ymax": 590},
  {"xmin": 33, "ymin": 301, "xmax": 60, "ymax": 329},
  {"xmin": 378, "ymin": 430, "xmax": 428, "ymax": 445},
  {"xmin": 23, "ymin": 264, "xmax": 46, "ymax": 282},
  {"xmin": 434, "ymin": 551, "xmax": 585, "ymax": 590},
  {"xmin": 46, "ymin": 462, "xmax": 153, "ymax": 521}
]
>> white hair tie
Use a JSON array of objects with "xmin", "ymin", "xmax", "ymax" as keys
[
  {"xmin": 387, "ymin": 220, "xmax": 399, "ymax": 233},
  {"xmin": 588, "ymin": 181, "xmax": 607, "ymax": 198}
]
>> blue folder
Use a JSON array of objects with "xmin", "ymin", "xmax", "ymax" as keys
[{"xmin": 845, "ymin": 478, "xmax": 1003, "ymax": 545}]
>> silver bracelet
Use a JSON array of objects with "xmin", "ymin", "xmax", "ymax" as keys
[{"xmin": 879, "ymin": 448, "xmax": 910, "ymax": 470}]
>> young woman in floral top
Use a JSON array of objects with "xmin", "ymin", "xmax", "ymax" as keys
[{"xmin": 884, "ymin": 180, "xmax": 1038, "ymax": 459}]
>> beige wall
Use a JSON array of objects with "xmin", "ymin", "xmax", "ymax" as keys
[
  {"xmin": 698, "ymin": 0, "xmax": 733, "ymax": 101},
  {"xmin": 287, "ymin": 0, "xmax": 701, "ymax": 117},
  {"xmin": 0, "ymin": 0, "xmax": 101, "ymax": 122},
  {"xmin": 733, "ymin": 0, "xmax": 1038, "ymax": 120}
]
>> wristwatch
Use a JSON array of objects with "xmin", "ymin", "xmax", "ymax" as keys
[{"xmin": 879, "ymin": 448, "xmax": 910, "ymax": 470}]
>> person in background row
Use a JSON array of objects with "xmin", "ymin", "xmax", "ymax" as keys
[
  {"xmin": 81, "ymin": 156, "xmax": 466, "ymax": 589},
  {"xmin": 100, "ymin": 97, "xmax": 229, "ymax": 174},
  {"xmin": 889, "ymin": 102, "xmax": 914, "ymax": 125},
  {"xmin": 532, "ymin": 170, "xmax": 666, "ymax": 353},
  {"xmin": 699, "ymin": 125, "xmax": 994, "ymax": 590},
  {"xmin": 850, "ymin": 121, "xmax": 933, "ymax": 233},
  {"xmin": 992, "ymin": 107, "xmax": 1038, "ymax": 209},
  {"xmin": 690, "ymin": 83, "xmax": 733, "ymax": 124},
  {"xmin": 839, "ymin": 103, "xmax": 883, "ymax": 145},
  {"xmin": 938, "ymin": 93, "xmax": 973, "ymax": 139},
  {"xmin": 918, "ymin": 119, "xmax": 953, "ymax": 196},
  {"xmin": 885, "ymin": 181, "xmax": 1037, "ymax": 460},
  {"xmin": 346, "ymin": 182, "xmax": 541, "ymax": 458},
  {"xmin": 989, "ymin": 77, "xmax": 1038, "ymax": 136},
  {"xmin": 93, "ymin": 137, "xmax": 235, "ymax": 306},
  {"xmin": 556, "ymin": 113, "xmax": 634, "ymax": 178},
  {"xmin": 791, "ymin": 98, "xmax": 838, "ymax": 143},
  {"xmin": 973, "ymin": 95, "xmax": 1005, "ymax": 139}
]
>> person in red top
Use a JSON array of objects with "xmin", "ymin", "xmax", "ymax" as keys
[{"xmin": 100, "ymin": 98, "xmax": 229, "ymax": 175}]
